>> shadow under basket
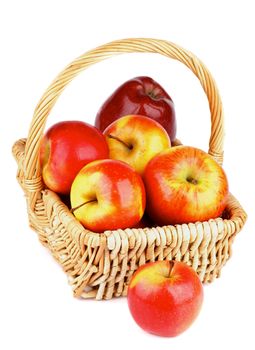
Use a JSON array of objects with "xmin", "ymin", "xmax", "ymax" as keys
[{"xmin": 12, "ymin": 38, "xmax": 247, "ymax": 300}]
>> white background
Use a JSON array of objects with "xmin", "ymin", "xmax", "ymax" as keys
[{"xmin": 1, "ymin": 1, "xmax": 254, "ymax": 349}]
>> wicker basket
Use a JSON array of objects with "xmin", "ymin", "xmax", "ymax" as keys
[{"xmin": 12, "ymin": 38, "xmax": 247, "ymax": 300}]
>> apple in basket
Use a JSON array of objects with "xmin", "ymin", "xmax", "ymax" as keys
[
  {"xmin": 39, "ymin": 121, "xmax": 109, "ymax": 195},
  {"xmin": 70, "ymin": 159, "xmax": 146, "ymax": 232},
  {"xmin": 103, "ymin": 115, "xmax": 171, "ymax": 175},
  {"xmin": 127, "ymin": 260, "xmax": 204, "ymax": 337},
  {"xmin": 144, "ymin": 146, "xmax": 229, "ymax": 225},
  {"xmin": 95, "ymin": 76, "xmax": 176, "ymax": 141}
]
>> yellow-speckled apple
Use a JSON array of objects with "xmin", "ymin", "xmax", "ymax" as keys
[
  {"xmin": 144, "ymin": 146, "xmax": 229, "ymax": 225},
  {"xmin": 70, "ymin": 159, "xmax": 146, "ymax": 232},
  {"xmin": 103, "ymin": 115, "xmax": 171, "ymax": 175}
]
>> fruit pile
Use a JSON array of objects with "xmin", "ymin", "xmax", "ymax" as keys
[
  {"xmin": 39, "ymin": 76, "xmax": 229, "ymax": 337},
  {"xmin": 40, "ymin": 76, "xmax": 228, "ymax": 232}
]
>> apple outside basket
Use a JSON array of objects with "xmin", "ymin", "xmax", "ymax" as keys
[{"xmin": 13, "ymin": 38, "xmax": 247, "ymax": 300}]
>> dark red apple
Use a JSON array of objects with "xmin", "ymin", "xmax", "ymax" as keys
[{"xmin": 95, "ymin": 76, "xmax": 176, "ymax": 141}]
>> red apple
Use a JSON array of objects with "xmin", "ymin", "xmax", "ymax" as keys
[
  {"xmin": 39, "ymin": 121, "xmax": 109, "ymax": 195},
  {"xmin": 144, "ymin": 146, "xmax": 229, "ymax": 225},
  {"xmin": 127, "ymin": 260, "xmax": 204, "ymax": 337},
  {"xmin": 95, "ymin": 76, "xmax": 176, "ymax": 141},
  {"xmin": 103, "ymin": 115, "xmax": 171, "ymax": 175},
  {"xmin": 70, "ymin": 159, "xmax": 146, "ymax": 232}
]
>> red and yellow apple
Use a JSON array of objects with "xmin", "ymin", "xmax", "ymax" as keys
[
  {"xmin": 40, "ymin": 121, "xmax": 109, "ymax": 195},
  {"xmin": 127, "ymin": 260, "xmax": 204, "ymax": 337},
  {"xmin": 144, "ymin": 146, "xmax": 229, "ymax": 225},
  {"xmin": 103, "ymin": 115, "xmax": 171, "ymax": 175},
  {"xmin": 95, "ymin": 76, "xmax": 176, "ymax": 141},
  {"xmin": 70, "ymin": 159, "xmax": 146, "ymax": 232}
]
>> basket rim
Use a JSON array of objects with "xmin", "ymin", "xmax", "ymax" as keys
[
  {"xmin": 41, "ymin": 187, "xmax": 246, "ymax": 238},
  {"xmin": 12, "ymin": 137, "xmax": 247, "ymax": 239}
]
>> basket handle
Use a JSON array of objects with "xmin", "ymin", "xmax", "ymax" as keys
[{"xmin": 24, "ymin": 38, "xmax": 224, "ymax": 208}]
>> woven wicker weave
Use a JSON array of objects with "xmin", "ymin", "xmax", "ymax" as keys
[{"xmin": 12, "ymin": 38, "xmax": 247, "ymax": 300}]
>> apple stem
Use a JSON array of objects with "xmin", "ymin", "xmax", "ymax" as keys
[
  {"xmin": 147, "ymin": 90, "xmax": 157, "ymax": 99},
  {"xmin": 107, "ymin": 134, "xmax": 133, "ymax": 150},
  {"xmin": 168, "ymin": 261, "xmax": 175, "ymax": 277},
  {"xmin": 186, "ymin": 176, "xmax": 198, "ymax": 185},
  {"xmin": 71, "ymin": 199, "xmax": 97, "ymax": 213}
]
